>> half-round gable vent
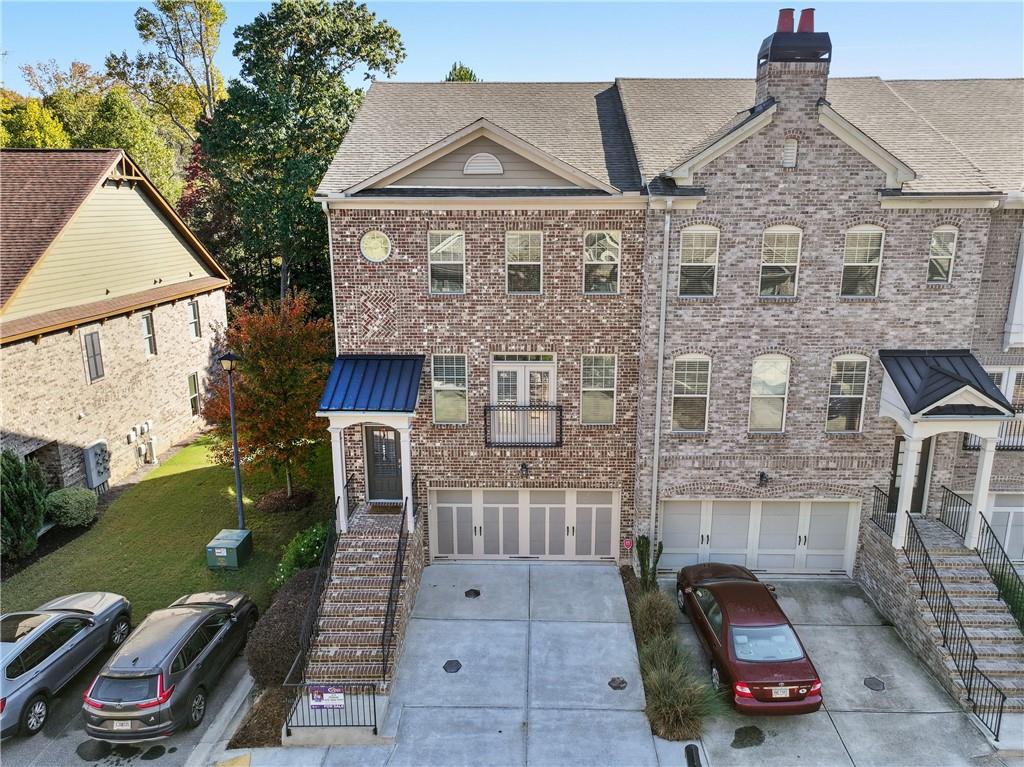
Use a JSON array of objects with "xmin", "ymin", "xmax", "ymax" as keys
[{"xmin": 463, "ymin": 152, "xmax": 504, "ymax": 175}]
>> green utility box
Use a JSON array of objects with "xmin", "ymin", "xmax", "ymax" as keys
[{"xmin": 206, "ymin": 529, "xmax": 253, "ymax": 570}]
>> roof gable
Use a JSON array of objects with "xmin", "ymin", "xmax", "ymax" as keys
[
  {"xmin": 666, "ymin": 99, "xmax": 778, "ymax": 185},
  {"xmin": 879, "ymin": 349, "xmax": 1014, "ymax": 417}
]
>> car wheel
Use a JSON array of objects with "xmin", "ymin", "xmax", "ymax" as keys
[
  {"xmin": 238, "ymin": 613, "xmax": 258, "ymax": 656},
  {"xmin": 21, "ymin": 694, "xmax": 48, "ymax": 736},
  {"xmin": 186, "ymin": 688, "xmax": 207, "ymax": 729},
  {"xmin": 108, "ymin": 614, "xmax": 132, "ymax": 648},
  {"xmin": 711, "ymin": 665, "xmax": 722, "ymax": 693},
  {"xmin": 676, "ymin": 588, "xmax": 687, "ymax": 613}
]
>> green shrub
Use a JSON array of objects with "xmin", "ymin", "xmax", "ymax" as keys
[
  {"xmin": 632, "ymin": 589, "xmax": 677, "ymax": 643},
  {"xmin": 247, "ymin": 568, "xmax": 317, "ymax": 689},
  {"xmin": 46, "ymin": 487, "xmax": 98, "ymax": 528},
  {"xmin": 1, "ymin": 450, "xmax": 47, "ymax": 561},
  {"xmin": 642, "ymin": 657, "xmax": 723, "ymax": 740},
  {"xmin": 270, "ymin": 521, "xmax": 329, "ymax": 589}
]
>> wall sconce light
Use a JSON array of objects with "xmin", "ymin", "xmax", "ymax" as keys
[
  {"xmin": 758, "ymin": 471, "xmax": 770, "ymax": 487},
  {"xmin": 520, "ymin": 463, "xmax": 530, "ymax": 478}
]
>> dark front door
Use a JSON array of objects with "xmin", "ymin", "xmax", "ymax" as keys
[
  {"xmin": 888, "ymin": 436, "xmax": 933, "ymax": 514},
  {"xmin": 365, "ymin": 426, "xmax": 402, "ymax": 501}
]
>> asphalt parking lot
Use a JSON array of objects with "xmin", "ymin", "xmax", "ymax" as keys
[{"xmin": 1, "ymin": 653, "xmax": 246, "ymax": 767}]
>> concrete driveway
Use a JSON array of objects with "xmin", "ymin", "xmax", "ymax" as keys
[
  {"xmin": 664, "ymin": 577, "xmax": 1008, "ymax": 767},
  {"xmin": 372, "ymin": 562, "xmax": 659, "ymax": 767}
]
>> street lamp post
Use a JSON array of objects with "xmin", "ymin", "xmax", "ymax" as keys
[{"xmin": 219, "ymin": 352, "xmax": 245, "ymax": 530}]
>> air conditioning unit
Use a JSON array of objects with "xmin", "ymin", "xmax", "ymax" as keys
[{"xmin": 83, "ymin": 441, "xmax": 111, "ymax": 489}]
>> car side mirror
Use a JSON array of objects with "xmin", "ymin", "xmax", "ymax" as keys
[
  {"xmin": 230, "ymin": 614, "xmax": 238, "ymax": 622},
  {"xmin": 766, "ymin": 584, "xmax": 777, "ymax": 593}
]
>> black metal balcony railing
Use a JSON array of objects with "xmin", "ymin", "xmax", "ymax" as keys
[
  {"xmin": 870, "ymin": 485, "xmax": 896, "ymax": 537},
  {"xmin": 484, "ymin": 404, "xmax": 563, "ymax": 447},
  {"xmin": 963, "ymin": 405, "xmax": 1024, "ymax": 450},
  {"xmin": 976, "ymin": 514, "xmax": 1024, "ymax": 635},
  {"xmin": 938, "ymin": 485, "xmax": 972, "ymax": 539}
]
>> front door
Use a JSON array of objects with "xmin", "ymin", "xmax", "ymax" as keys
[
  {"xmin": 889, "ymin": 436, "xmax": 933, "ymax": 514},
  {"xmin": 365, "ymin": 426, "xmax": 402, "ymax": 501}
]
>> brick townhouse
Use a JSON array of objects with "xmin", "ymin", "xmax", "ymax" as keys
[{"xmin": 291, "ymin": 8, "xmax": 1024, "ymax": 732}]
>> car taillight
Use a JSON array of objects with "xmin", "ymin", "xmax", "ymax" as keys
[
  {"xmin": 809, "ymin": 679, "xmax": 822, "ymax": 694},
  {"xmin": 1, "ymin": 697, "xmax": 6, "ymax": 714},
  {"xmin": 83, "ymin": 677, "xmax": 104, "ymax": 709},
  {"xmin": 136, "ymin": 673, "xmax": 174, "ymax": 709},
  {"xmin": 733, "ymin": 682, "xmax": 754, "ymax": 699}
]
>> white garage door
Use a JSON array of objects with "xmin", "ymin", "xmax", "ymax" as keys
[
  {"xmin": 430, "ymin": 488, "xmax": 619, "ymax": 561},
  {"xmin": 660, "ymin": 499, "xmax": 859, "ymax": 575}
]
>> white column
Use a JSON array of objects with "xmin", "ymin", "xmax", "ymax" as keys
[
  {"xmin": 891, "ymin": 437, "xmax": 923, "ymax": 548},
  {"xmin": 397, "ymin": 424, "xmax": 414, "ymax": 532},
  {"xmin": 329, "ymin": 425, "xmax": 348, "ymax": 533},
  {"xmin": 964, "ymin": 437, "xmax": 997, "ymax": 549}
]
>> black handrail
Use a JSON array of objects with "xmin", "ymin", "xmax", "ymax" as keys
[
  {"xmin": 381, "ymin": 496, "xmax": 410, "ymax": 682},
  {"xmin": 484, "ymin": 404, "xmax": 563, "ymax": 447},
  {"xmin": 870, "ymin": 486, "xmax": 896, "ymax": 537},
  {"xmin": 904, "ymin": 514, "xmax": 1005, "ymax": 740},
  {"xmin": 344, "ymin": 473, "xmax": 358, "ymax": 521},
  {"xmin": 963, "ymin": 405, "xmax": 1024, "ymax": 450},
  {"xmin": 976, "ymin": 514, "xmax": 1024, "ymax": 635},
  {"xmin": 938, "ymin": 485, "xmax": 971, "ymax": 539},
  {"xmin": 283, "ymin": 518, "xmax": 338, "ymax": 686}
]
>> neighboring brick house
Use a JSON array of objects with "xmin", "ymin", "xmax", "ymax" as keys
[{"xmin": 0, "ymin": 149, "xmax": 229, "ymax": 490}]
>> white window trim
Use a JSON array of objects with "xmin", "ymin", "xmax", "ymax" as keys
[
  {"xmin": 927, "ymin": 224, "xmax": 958, "ymax": 284},
  {"xmin": 679, "ymin": 225, "xmax": 719, "ymax": 298},
  {"xmin": 428, "ymin": 230, "xmax": 467, "ymax": 296},
  {"xmin": 583, "ymin": 230, "xmax": 621, "ymax": 296},
  {"xmin": 80, "ymin": 325, "xmax": 105, "ymax": 384},
  {"xmin": 431, "ymin": 353, "xmax": 469, "ymax": 425},
  {"xmin": 671, "ymin": 354, "xmax": 712, "ymax": 434},
  {"xmin": 748, "ymin": 354, "xmax": 791, "ymax": 433},
  {"xmin": 825, "ymin": 354, "xmax": 870, "ymax": 434},
  {"xmin": 141, "ymin": 311, "xmax": 157, "ymax": 357},
  {"xmin": 505, "ymin": 231, "xmax": 543, "ymax": 295},
  {"xmin": 187, "ymin": 299, "xmax": 202, "ymax": 340},
  {"xmin": 759, "ymin": 225, "xmax": 802, "ymax": 298},
  {"xmin": 782, "ymin": 137, "xmax": 799, "ymax": 168},
  {"xmin": 188, "ymin": 372, "xmax": 201, "ymax": 417},
  {"xmin": 580, "ymin": 353, "xmax": 617, "ymax": 426},
  {"xmin": 842, "ymin": 225, "xmax": 885, "ymax": 298}
]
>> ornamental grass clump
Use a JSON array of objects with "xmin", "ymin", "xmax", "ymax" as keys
[{"xmin": 632, "ymin": 589, "xmax": 678, "ymax": 642}]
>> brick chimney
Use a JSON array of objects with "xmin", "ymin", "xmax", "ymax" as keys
[{"xmin": 755, "ymin": 8, "xmax": 832, "ymax": 112}]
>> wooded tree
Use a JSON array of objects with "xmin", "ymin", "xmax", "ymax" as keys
[
  {"xmin": 203, "ymin": 293, "xmax": 333, "ymax": 498},
  {"xmin": 1, "ymin": 450, "xmax": 48, "ymax": 561},
  {"xmin": 0, "ymin": 96, "xmax": 71, "ymax": 148},
  {"xmin": 445, "ymin": 61, "xmax": 479, "ymax": 82},
  {"xmin": 198, "ymin": 0, "xmax": 405, "ymax": 306},
  {"xmin": 19, "ymin": 61, "xmax": 111, "ymax": 145}
]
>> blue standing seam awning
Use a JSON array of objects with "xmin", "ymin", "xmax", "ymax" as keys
[{"xmin": 319, "ymin": 355, "xmax": 425, "ymax": 413}]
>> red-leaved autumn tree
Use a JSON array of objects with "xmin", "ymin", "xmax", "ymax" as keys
[{"xmin": 204, "ymin": 292, "xmax": 333, "ymax": 498}]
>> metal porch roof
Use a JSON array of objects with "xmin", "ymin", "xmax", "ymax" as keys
[
  {"xmin": 878, "ymin": 350, "xmax": 1013, "ymax": 416},
  {"xmin": 319, "ymin": 355, "xmax": 425, "ymax": 413}
]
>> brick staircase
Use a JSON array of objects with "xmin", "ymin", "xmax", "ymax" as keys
[
  {"xmin": 912, "ymin": 517, "xmax": 1024, "ymax": 714},
  {"xmin": 304, "ymin": 508, "xmax": 407, "ymax": 691}
]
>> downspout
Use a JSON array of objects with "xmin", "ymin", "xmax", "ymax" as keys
[
  {"xmin": 648, "ymin": 198, "xmax": 673, "ymax": 542},
  {"xmin": 322, "ymin": 200, "xmax": 340, "ymax": 358}
]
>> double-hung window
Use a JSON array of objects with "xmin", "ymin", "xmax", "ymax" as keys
[
  {"xmin": 428, "ymin": 231, "xmax": 466, "ymax": 294},
  {"xmin": 826, "ymin": 355, "xmax": 869, "ymax": 433},
  {"xmin": 672, "ymin": 356, "xmax": 711, "ymax": 432},
  {"xmin": 759, "ymin": 226, "xmax": 801, "ymax": 297},
  {"xmin": 583, "ymin": 231, "xmax": 620, "ymax": 294},
  {"xmin": 140, "ymin": 312, "xmax": 157, "ymax": 355},
  {"xmin": 749, "ymin": 355, "xmax": 790, "ymax": 432},
  {"xmin": 580, "ymin": 354, "xmax": 616, "ymax": 425},
  {"xmin": 188, "ymin": 372, "xmax": 201, "ymax": 416},
  {"xmin": 679, "ymin": 226, "xmax": 719, "ymax": 297},
  {"xmin": 187, "ymin": 300, "xmax": 202, "ymax": 339},
  {"xmin": 432, "ymin": 354, "xmax": 468, "ymax": 424},
  {"xmin": 83, "ymin": 330, "xmax": 104, "ymax": 383},
  {"xmin": 506, "ymin": 231, "xmax": 542, "ymax": 294},
  {"xmin": 841, "ymin": 226, "xmax": 884, "ymax": 297},
  {"xmin": 927, "ymin": 225, "xmax": 958, "ymax": 284}
]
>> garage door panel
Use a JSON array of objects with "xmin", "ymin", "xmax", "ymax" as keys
[
  {"xmin": 436, "ymin": 505, "xmax": 454, "ymax": 555},
  {"xmin": 757, "ymin": 501, "xmax": 800, "ymax": 570},
  {"xmin": 575, "ymin": 506, "xmax": 593, "ymax": 556},
  {"xmin": 503, "ymin": 507, "xmax": 520, "ymax": 556},
  {"xmin": 455, "ymin": 507, "xmax": 474, "ymax": 554},
  {"xmin": 547, "ymin": 506, "xmax": 566, "ymax": 555},
  {"xmin": 595, "ymin": 506, "xmax": 613, "ymax": 557}
]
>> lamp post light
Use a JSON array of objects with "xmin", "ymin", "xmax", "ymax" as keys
[{"xmin": 219, "ymin": 352, "xmax": 245, "ymax": 530}]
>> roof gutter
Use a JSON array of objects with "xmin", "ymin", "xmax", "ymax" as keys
[{"xmin": 648, "ymin": 198, "xmax": 673, "ymax": 545}]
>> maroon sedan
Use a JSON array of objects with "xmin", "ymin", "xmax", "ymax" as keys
[{"xmin": 676, "ymin": 563, "xmax": 822, "ymax": 714}]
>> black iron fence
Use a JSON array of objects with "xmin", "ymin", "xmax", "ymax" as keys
[
  {"xmin": 284, "ymin": 683, "xmax": 378, "ymax": 734},
  {"xmin": 976, "ymin": 515, "xmax": 1024, "ymax": 635},
  {"xmin": 381, "ymin": 496, "xmax": 411, "ymax": 682},
  {"xmin": 484, "ymin": 404, "xmax": 563, "ymax": 447},
  {"xmin": 904, "ymin": 514, "xmax": 1005, "ymax": 740},
  {"xmin": 938, "ymin": 486, "xmax": 972, "ymax": 540},
  {"xmin": 870, "ymin": 486, "xmax": 896, "ymax": 537},
  {"xmin": 963, "ymin": 406, "xmax": 1024, "ymax": 450}
]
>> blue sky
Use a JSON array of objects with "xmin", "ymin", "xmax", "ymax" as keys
[{"xmin": 2, "ymin": 1, "xmax": 1022, "ymax": 96}]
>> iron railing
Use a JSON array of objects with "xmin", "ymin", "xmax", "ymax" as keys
[
  {"xmin": 870, "ymin": 486, "xmax": 896, "ymax": 537},
  {"xmin": 938, "ymin": 486, "xmax": 972, "ymax": 540},
  {"xmin": 344, "ymin": 473, "xmax": 359, "ymax": 520},
  {"xmin": 484, "ymin": 404, "xmax": 563, "ymax": 447},
  {"xmin": 904, "ymin": 514, "xmax": 1005, "ymax": 740},
  {"xmin": 963, "ymin": 406, "xmax": 1024, "ymax": 450},
  {"xmin": 381, "ymin": 496, "xmax": 411, "ymax": 682},
  {"xmin": 976, "ymin": 514, "xmax": 1024, "ymax": 635}
]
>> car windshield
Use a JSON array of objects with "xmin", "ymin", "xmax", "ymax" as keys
[
  {"xmin": 1, "ymin": 614, "xmax": 47, "ymax": 643},
  {"xmin": 731, "ymin": 624, "xmax": 805, "ymax": 662},
  {"xmin": 91, "ymin": 675, "xmax": 158, "ymax": 702}
]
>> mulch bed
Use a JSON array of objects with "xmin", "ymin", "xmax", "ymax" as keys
[
  {"xmin": 255, "ymin": 488, "xmax": 316, "ymax": 514},
  {"xmin": 227, "ymin": 686, "xmax": 293, "ymax": 749},
  {"xmin": 1, "ymin": 521, "xmax": 95, "ymax": 581}
]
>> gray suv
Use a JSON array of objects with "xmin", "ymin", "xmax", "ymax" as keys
[
  {"xmin": 1, "ymin": 592, "xmax": 132, "ymax": 738},
  {"xmin": 82, "ymin": 592, "xmax": 257, "ymax": 742}
]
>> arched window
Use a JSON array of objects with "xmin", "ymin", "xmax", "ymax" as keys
[
  {"xmin": 842, "ymin": 225, "xmax": 884, "ymax": 297},
  {"xmin": 826, "ymin": 354, "xmax": 869, "ymax": 433},
  {"xmin": 679, "ymin": 225, "xmax": 719, "ymax": 297},
  {"xmin": 463, "ymin": 152, "xmax": 504, "ymax": 175},
  {"xmin": 760, "ymin": 225, "xmax": 802, "ymax": 297},
  {"xmin": 928, "ymin": 225, "xmax": 958, "ymax": 284},
  {"xmin": 672, "ymin": 355, "xmax": 711, "ymax": 432},
  {"xmin": 749, "ymin": 354, "xmax": 790, "ymax": 433}
]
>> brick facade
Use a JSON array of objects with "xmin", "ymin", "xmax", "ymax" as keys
[{"xmin": 0, "ymin": 289, "xmax": 227, "ymax": 488}]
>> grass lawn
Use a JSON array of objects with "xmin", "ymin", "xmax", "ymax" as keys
[{"xmin": 1, "ymin": 436, "xmax": 331, "ymax": 621}]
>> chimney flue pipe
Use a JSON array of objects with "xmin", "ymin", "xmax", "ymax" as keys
[
  {"xmin": 797, "ymin": 8, "xmax": 815, "ymax": 33},
  {"xmin": 776, "ymin": 8, "xmax": 795, "ymax": 33}
]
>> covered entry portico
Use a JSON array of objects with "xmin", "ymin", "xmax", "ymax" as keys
[
  {"xmin": 317, "ymin": 354, "xmax": 425, "ymax": 533},
  {"xmin": 878, "ymin": 350, "xmax": 1018, "ymax": 548}
]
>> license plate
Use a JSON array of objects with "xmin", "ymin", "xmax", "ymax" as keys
[
  {"xmin": 112, "ymin": 720, "xmax": 133, "ymax": 731},
  {"xmin": 772, "ymin": 687, "xmax": 790, "ymax": 698}
]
